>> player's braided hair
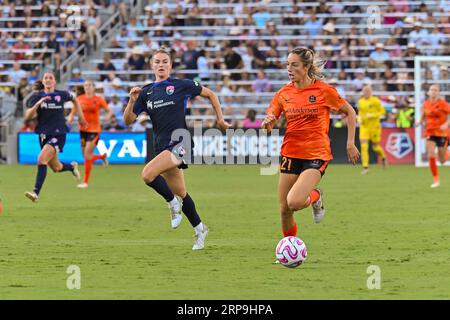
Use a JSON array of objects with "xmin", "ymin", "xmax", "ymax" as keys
[{"xmin": 289, "ymin": 47, "xmax": 326, "ymax": 80}]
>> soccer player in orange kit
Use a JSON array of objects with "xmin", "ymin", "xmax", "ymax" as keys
[
  {"xmin": 68, "ymin": 80, "xmax": 113, "ymax": 188},
  {"xmin": 262, "ymin": 47, "xmax": 360, "ymax": 239},
  {"xmin": 416, "ymin": 84, "xmax": 450, "ymax": 188}
]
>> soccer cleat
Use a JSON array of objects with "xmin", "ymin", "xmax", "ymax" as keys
[
  {"xmin": 192, "ymin": 225, "xmax": 209, "ymax": 250},
  {"xmin": 71, "ymin": 161, "xmax": 81, "ymax": 181},
  {"xmin": 77, "ymin": 182, "xmax": 88, "ymax": 189},
  {"xmin": 361, "ymin": 168, "xmax": 369, "ymax": 175},
  {"xmin": 430, "ymin": 180, "xmax": 440, "ymax": 188},
  {"xmin": 102, "ymin": 154, "xmax": 109, "ymax": 167},
  {"xmin": 311, "ymin": 189, "xmax": 325, "ymax": 223},
  {"xmin": 169, "ymin": 196, "xmax": 183, "ymax": 229},
  {"xmin": 24, "ymin": 191, "xmax": 38, "ymax": 202},
  {"xmin": 381, "ymin": 158, "xmax": 388, "ymax": 169}
]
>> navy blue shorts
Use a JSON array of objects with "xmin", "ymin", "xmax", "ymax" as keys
[
  {"xmin": 39, "ymin": 134, "xmax": 66, "ymax": 153},
  {"xmin": 279, "ymin": 156, "xmax": 329, "ymax": 177},
  {"xmin": 160, "ymin": 139, "xmax": 193, "ymax": 169}
]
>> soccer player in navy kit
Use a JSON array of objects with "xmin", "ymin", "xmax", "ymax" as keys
[
  {"xmin": 123, "ymin": 47, "xmax": 230, "ymax": 250},
  {"xmin": 24, "ymin": 72, "xmax": 87, "ymax": 202}
]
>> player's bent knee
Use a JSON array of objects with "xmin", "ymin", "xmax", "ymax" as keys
[
  {"xmin": 142, "ymin": 170, "xmax": 158, "ymax": 184},
  {"xmin": 286, "ymin": 197, "xmax": 308, "ymax": 211}
]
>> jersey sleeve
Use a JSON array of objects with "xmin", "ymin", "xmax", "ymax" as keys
[
  {"xmin": 323, "ymin": 86, "xmax": 346, "ymax": 111},
  {"xmin": 26, "ymin": 92, "xmax": 42, "ymax": 108},
  {"xmin": 62, "ymin": 91, "xmax": 74, "ymax": 103},
  {"xmin": 376, "ymin": 98, "xmax": 386, "ymax": 117},
  {"xmin": 266, "ymin": 91, "xmax": 283, "ymax": 119},
  {"xmin": 183, "ymin": 79, "xmax": 202, "ymax": 98},
  {"xmin": 132, "ymin": 89, "xmax": 147, "ymax": 116},
  {"xmin": 100, "ymin": 97, "xmax": 109, "ymax": 110}
]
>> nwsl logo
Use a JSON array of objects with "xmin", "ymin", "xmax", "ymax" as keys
[
  {"xmin": 386, "ymin": 133, "xmax": 413, "ymax": 159},
  {"xmin": 166, "ymin": 86, "xmax": 175, "ymax": 95}
]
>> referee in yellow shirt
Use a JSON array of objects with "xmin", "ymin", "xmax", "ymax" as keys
[{"xmin": 358, "ymin": 85, "xmax": 387, "ymax": 174}]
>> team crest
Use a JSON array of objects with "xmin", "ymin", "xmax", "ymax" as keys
[
  {"xmin": 166, "ymin": 86, "xmax": 175, "ymax": 95},
  {"xmin": 54, "ymin": 95, "xmax": 61, "ymax": 102},
  {"xmin": 309, "ymin": 95, "xmax": 316, "ymax": 103}
]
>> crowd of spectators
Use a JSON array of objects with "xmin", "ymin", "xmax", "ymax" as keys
[{"xmin": 2, "ymin": 0, "xmax": 449, "ymax": 133}]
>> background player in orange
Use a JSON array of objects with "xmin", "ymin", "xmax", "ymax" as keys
[
  {"xmin": 261, "ymin": 47, "xmax": 360, "ymax": 240},
  {"xmin": 68, "ymin": 79, "xmax": 113, "ymax": 188},
  {"xmin": 416, "ymin": 84, "xmax": 450, "ymax": 188}
]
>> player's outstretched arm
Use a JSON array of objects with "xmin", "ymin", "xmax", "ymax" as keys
[
  {"xmin": 73, "ymin": 98, "xmax": 87, "ymax": 129},
  {"xmin": 24, "ymin": 96, "xmax": 50, "ymax": 121},
  {"xmin": 415, "ymin": 109, "xmax": 426, "ymax": 127},
  {"xmin": 124, "ymin": 87, "xmax": 140, "ymax": 126},
  {"xmin": 261, "ymin": 114, "xmax": 277, "ymax": 133},
  {"xmin": 199, "ymin": 86, "xmax": 231, "ymax": 130},
  {"xmin": 340, "ymin": 102, "xmax": 360, "ymax": 165}
]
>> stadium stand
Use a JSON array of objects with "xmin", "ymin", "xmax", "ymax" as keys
[{"xmin": 0, "ymin": 0, "xmax": 449, "ymax": 135}]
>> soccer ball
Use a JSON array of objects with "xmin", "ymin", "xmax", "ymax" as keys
[{"xmin": 275, "ymin": 236, "xmax": 307, "ymax": 268}]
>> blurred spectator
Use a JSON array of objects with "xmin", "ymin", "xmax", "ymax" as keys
[
  {"xmin": 408, "ymin": 21, "xmax": 430, "ymax": 46},
  {"xmin": 108, "ymin": 94, "xmax": 124, "ymax": 118},
  {"xmin": 12, "ymin": 34, "xmax": 30, "ymax": 60},
  {"xmin": 252, "ymin": 6, "xmax": 272, "ymax": 28},
  {"xmin": 304, "ymin": 14, "xmax": 323, "ymax": 36},
  {"xmin": 329, "ymin": 78, "xmax": 346, "ymax": 98},
  {"xmin": 369, "ymin": 43, "xmax": 390, "ymax": 67},
  {"xmin": 196, "ymin": 49, "xmax": 211, "ymax": 82},
  {"xmin": 69, "ymin": 68, "xmax": 85, "ymax": 85},
  {"xmin": 223, "ymin": 45, "xmax": 244, "ymax": 81},
  {"xmin": 252, "ymin": 69, "xmax": 272, "ymax": 93},
  {"xmin": 9, "ymin": 61, "xmax": 27, "ymax": 83},
  {"xmin": 351, "ymin": 70, "xmax": 371, "ymax": 92},
  {"xmin": 182, "ymin": 40, "xmax": 200, "ymax": 79},
  {"xmin": 127, "ymin": 47, "xmax": 146, "ymax": 80},
  {"xmin": 104, "ymin": 114, "xmax": 125, "ymax": 132},
  {"xmin": 131, "ymin": 114, "xmax": 152, "ymax": 132},
  {"xmin": 97, "ymin": 54, "xmax": 117, "ymax": 81},
  {"xmin": 242, "ymin": 109, "xmax": 262, "ymax": 129}
]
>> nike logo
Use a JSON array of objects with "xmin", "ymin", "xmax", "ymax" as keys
[{"xmin": 147, "ymin": 91, "xmax": 153, "ymax": 95}]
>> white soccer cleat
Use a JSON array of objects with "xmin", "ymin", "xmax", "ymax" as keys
[
  {"xmin": 361, "ymin": 168, "xmax": 369, "ymax": 175},
  {"xmin": 192, "ymin": 225, "xmax": 209, "ymax": 250},
  {"xmin": 102, "ymin": 154, "xmax": 109, "ymax": 167},
  {"xmin": 24, "ymin": 191, "xmax": 38, "ymax": 202},
  {"xmin": 169, "ymin": 196, "xmax": 183, "ymax": 229},
  {"xmin": 71, "ymin": 161, "xmax": 81, "ymax": 181},
  {"xmin": 430, "ymin": 181, "xmax": 440, "ymax": 188},
  {"xmin": 311, "ymin": 189, "xmax": 325, "ymax": 223},
  {"xmin": 77, "ymin": 182, "xmax": 88, "ymax": 189}
]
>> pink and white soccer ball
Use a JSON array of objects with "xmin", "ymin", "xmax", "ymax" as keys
[{"xmin": 275, "ymin": 236, "xmax": 307, "ymax": 268}]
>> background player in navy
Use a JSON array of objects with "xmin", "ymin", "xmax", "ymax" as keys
[
  {"xmin": 24, "ymin": 72, "xmax": 87, "ymax": 202},
  {"xmin": 123, "ymin": 47, "xmax": 230, "ymax": 250}
]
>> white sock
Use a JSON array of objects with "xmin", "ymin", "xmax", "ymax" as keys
[
  {"xmin": 168, "ymin": 197, "xmax": 179, "ymax": 209},
  {"xmin": 194, "ymin": 222, "xmax": 204, "ymax": 234}
]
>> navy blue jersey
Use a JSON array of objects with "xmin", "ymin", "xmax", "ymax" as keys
[
  {"xmin": 27, "ymin": 90, "xmax": 73, "ymax": 135},
  {"xmin": 132, "ymin": 77, "xmax": 202, "ymax": 152}
]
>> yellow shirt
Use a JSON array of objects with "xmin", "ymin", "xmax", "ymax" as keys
[{"xmin": 357, "ymin": 96, "xmax": 385, "ymax": 128}]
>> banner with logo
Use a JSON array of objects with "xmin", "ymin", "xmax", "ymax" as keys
[
  {"xmin": 380, "ymin": 128, "xmax": 415, "ymax": 164},
  {"xmin": 18, "ymin": 132, "xmax": 147, "ymax": 164}
]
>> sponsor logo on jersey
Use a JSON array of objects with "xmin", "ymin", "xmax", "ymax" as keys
[
  {"xmin": 386, "ymin": 133, "xmax": 413, "ymax": 159},
  {"xmin": 147, "ymin": 100, "xmax": 153, "ymax": 110},
  {"xmin": 166, "ymin": 86, "xmax": 175, "ymax": 95}
]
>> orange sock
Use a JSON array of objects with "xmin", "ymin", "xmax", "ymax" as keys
[
  {"xmin": 84, "ymin": 159, "xmax": 92, "ymax": 184},
  {"xmin": 91, "ymin": 154, "xmax": 104, "ymax": 162},
  {"xmin": 308, "ymin": 189, "xmax": 320, "ymax": 205},
  {"xmin": 429, "ymin": 157, "xmax": 439, "ymax": 181},
  {"xmin": 283, "ymin": 223, "xmax": 297, "ymax": 237}
]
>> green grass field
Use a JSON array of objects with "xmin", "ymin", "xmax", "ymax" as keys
[{"xmin": 0, "ymin": 164, "xmax": 449, "ymax": 299}]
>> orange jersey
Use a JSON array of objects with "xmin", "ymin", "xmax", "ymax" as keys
[
  {"xmin": 423, "ymin": 99, "xmax": 450, "ymax": 137},
  {"xmin": 266, "ymin": 80, "xmax": 346, "ymax": 160},
  {"xmin": 77, "ymin": 94, "xmax": 109, "ymax": 133}
]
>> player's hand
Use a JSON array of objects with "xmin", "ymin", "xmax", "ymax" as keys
[
  {"xmin": 261, "ymin": 114, "xmax": 277, "ymax": 132},
  {"xmin": 79, "ymin": 118, "xmax": 88, "ymax": 130},
  {"xmin": 217, "ymin": 119, "xmax": 232, "ymax": 131},
  {"xmin": 129, "ymin": 87, "xmax": 141, "ymax": 102},
  {"xmin": 347, "ymin": 142, "xmax": 360, "ymax": 165},
  {"xmin": 35, "ymin": 96, "xmax": 51, "ymax": 108}
]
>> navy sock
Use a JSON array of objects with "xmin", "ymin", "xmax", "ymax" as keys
[
  {"xmin": 59, "ymin": 162, "xmax": 73, "ymax": 173},
  {"xmin": 33, "ymin": 164, "xmax": 47, "ymax": 195},
  {"xmin": 146, "ymin": 175, "xmax": 174, "ymax": 202},
  {"xmin": 182, "ymin": 193, "xmax": 201, "ymax": 227}
]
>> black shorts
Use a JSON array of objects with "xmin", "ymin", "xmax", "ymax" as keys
[
  {"xmin": 427, "ymin": 136, "xmax": 448, "ymax": 148},
  {"xmin": 279, "ymin": 156, "xmax": 329, "ymax": 176},
  {"xmin": 161, "ymin": 139, "xmax": 193, "ymax": 170},
  {"xmin": 39, "ymin": 134, "xmax": 66, "ymax": 153},
  {"xmin": 80, "ymin": 131, "xmax": 100, "ymax": 148}
]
